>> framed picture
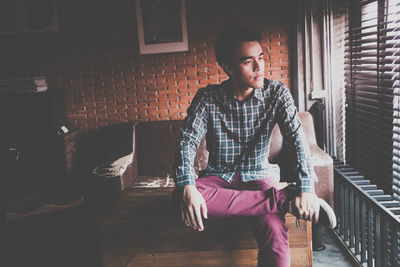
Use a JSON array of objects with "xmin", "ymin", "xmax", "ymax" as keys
[
  {"xmin": 135, "ymin": 0, "xmax": 188, "ymax": 55},
  {"xmin": 0, "ymin": 0, "xmax": 59, "ymax": 34}
]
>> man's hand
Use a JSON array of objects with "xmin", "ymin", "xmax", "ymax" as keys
[
  {"xmin": 294, "ymin": 192, "xmax": 320, "ymax": 223},
  {"xmin": 179, "ymin": 185, "xmax": 208, "ymax": 231}
]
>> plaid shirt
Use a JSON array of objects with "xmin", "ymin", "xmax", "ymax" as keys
[{"xmin": 175, "ymin": 78, "xmax": 317, "ymax": 193}]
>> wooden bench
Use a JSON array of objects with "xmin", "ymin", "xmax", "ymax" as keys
[{"xmin": 98, "ymin": 188, "xmax": 312, "ymax": 267}]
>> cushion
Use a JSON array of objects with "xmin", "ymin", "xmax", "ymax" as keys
[
  {"xmin": 136, "ymin": 120, "xmax": 183, "ymax": 178},
  {"xmin": 136, "ymin": 120, "xmax": 208, "ymax": 178}
]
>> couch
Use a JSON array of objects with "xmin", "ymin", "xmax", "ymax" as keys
[{"xmin": 94, "ymin": 111, "xmax": 333, "ymax": 266}]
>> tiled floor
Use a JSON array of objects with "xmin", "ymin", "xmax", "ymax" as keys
[{"xmin": 313, "ymin": 226, "xmax": 359, "ymax": 267}]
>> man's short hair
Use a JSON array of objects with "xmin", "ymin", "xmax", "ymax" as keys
[{"xmin": 215, "ymin": 27, "xmax": 262, "ymax": 67}]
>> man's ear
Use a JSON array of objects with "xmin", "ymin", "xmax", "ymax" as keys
[{"xmin": 222, "ymin": 63, "xmax": 234, "ymax": 76}]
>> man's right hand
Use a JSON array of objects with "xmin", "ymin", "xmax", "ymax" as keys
[{"xmin": 179, "ymin": 185, "xmax": 208, "ymax": 232}]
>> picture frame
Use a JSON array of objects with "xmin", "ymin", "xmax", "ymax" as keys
[
  {"xmin": 135, "ymin": 0, "xmax": 188, "ymax": 55},
  {"xmin": 0, "ymin": 0, "xmax": 59, "ymax": 34}
]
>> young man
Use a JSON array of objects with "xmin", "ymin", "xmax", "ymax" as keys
[{"xmin": 174, "ymin": 27, "xmax": 336, "ymax": 267}]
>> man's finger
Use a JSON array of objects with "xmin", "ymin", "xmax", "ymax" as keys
[
  {"xmin": 182, "ymin": 209, "xmax": 190, "ymax": 227},
  {"xmin": 194, "ymin": 205, "xmax": 204, "ymax": 231},
  {"xmin": 312, "ymin": 210, "xmax": 319, "ymax": 223},
  {"xmin": 180, "ymin": 205, "xmax": 188, "ymax": 225},
  {"xmin": 310, "ymin": 209, "xmax": 316, "ymax": 221},
  {"xmin": 180, "ymin": 209, "xmax": 186, "ymax": 224},
  {"xmin": 313, "ymin": 205, "xmax": 320, "ymax": 223},
  {"xmin": 306, "ymin": 211, "xmax": 312, "ymax": 221},
  {"xmin": 303, "ymin": 210, "xmax": 310, "ymax": 221},
  {"xmin": 188, "ymin": 207, "xmax": 198, "ymax": 230},
  {"xmin": 183, "ymin": 205, "xmax": 190, "ymax": 225},
  {"xmin": 185, "ymin": 213, "xmax": 191, "ymax": 227},
  {"xmin": 201, "ymin": 202, "xmax": 208, "ymax": 219},
  {"xmin": 183, "ymin": 206, "xmax": 191, "ymax": 227}
]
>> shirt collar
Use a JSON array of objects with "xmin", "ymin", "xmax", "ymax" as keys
[
  {"xmin": 222, "ymin": 79, "xmax": 264, "ymax": 101},
  {"xmin": 253, "ymin": 87, "xmax": 263, "ymax": 100}
]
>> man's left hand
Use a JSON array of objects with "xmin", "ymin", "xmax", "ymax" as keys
[{"xmin": 294, "ymin": 192, "xmax": 320, "ymax": 223}]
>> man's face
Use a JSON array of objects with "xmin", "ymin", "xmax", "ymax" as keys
[{"xmin": 227, "ymin": 41, "xmax": 265, "ymax": 90}]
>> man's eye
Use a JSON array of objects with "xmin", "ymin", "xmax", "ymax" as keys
[{"xmin": 244, "ymin": 60, "xmax": 252, "ymax": 64}]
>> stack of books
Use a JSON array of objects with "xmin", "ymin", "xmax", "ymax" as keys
[{"xmin": 0, "ymin": 76, "xmax": 48, "ymax": 93}]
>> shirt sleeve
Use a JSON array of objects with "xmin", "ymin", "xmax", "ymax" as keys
[
  {"xmin": 275, "ymin": 84, "xmax": 318, "ymax": 193},
  {"xmin": 175, "ymin": 88, "xmax": 208, "ymax": 187}
]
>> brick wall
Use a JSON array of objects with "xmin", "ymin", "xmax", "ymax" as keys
[{"xmin": 1, "ymin": 0, "xmax": 294, "ymax": 132}]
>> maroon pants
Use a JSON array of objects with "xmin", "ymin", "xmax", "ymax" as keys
[{"xmin": 196, "ymin": 174, "xmax": 291, "ymax": 267}]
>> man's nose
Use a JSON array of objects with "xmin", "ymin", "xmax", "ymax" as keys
[{"xmin": 253, "ymin": 59, "xmax": 263, "ymax": 71}]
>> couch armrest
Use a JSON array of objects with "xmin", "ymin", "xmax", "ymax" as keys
[
  {"xmin": 309, "ymin": 144, "xmax": 334, "ymax": 208},
  {"xmin": 121, "ymin": 152, "xmax": 138, "ymax": 191},
  {"xmin": 121, "ymin": 122, "xmax": 138, "ymax": 190},
  {"xmin": 92, "ymin": 154, "xmax": 135, "ymax": 190}
]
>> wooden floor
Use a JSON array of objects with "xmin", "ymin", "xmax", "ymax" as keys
[
  {"xmin": 1, "ymin": 188, "xmax": 312, "ymax": 267},
  {"xmin": 99, "ymin": 188, "xmax": 312, "ymax": 267},
  {"xmin": 1, "ymin": 205, "xmax": 102, "ymax": 267}
]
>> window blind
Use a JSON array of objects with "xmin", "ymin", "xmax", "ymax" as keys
[
  {"xmin": 345, "ymin": 0, "xmax": 400, "ymax": 194},
  {"xmin": 391, "ymin": 0, "xmax": 400, "ymax": 201}
]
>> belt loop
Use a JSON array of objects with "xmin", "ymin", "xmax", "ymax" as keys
[
  {"xmin": 233, "ymin": 171, "xmax": 241, "ymax": 184},
  {"xmin": 235, "ymin": 171, "xmax": 241, "ymax": 179}
]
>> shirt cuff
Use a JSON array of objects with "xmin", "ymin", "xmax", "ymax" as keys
[
  {"xmin": 176, "ymin": 177, "xmax": 196, "ymax": 187},
  {"xmin": 297, "ymin": 177, "xmax": 316, "ymax": 193}
]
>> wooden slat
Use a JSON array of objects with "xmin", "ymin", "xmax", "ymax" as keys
[{"xmin": 127, "ymin": 249, "xmax": 258, "ymax": 267}]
